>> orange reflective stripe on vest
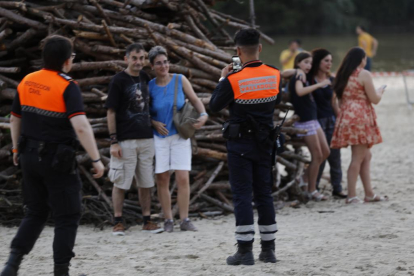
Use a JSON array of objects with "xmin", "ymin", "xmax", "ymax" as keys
[
  {"xmin": 228, "ymin": 64, "xmax": 280, "ymax": 104},
  {"xmin": 17, "ymin": 69, "xmax": 71, "ymax": 116}
]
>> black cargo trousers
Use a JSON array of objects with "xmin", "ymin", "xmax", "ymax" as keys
[{"xmin": 10, "ymin": 139, "xmax": 82, "ymax": 265}]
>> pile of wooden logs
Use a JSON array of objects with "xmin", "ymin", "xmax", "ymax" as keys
[{"xmin": 0, "ymin": 0, "xmax": 309, "ymax": 227}]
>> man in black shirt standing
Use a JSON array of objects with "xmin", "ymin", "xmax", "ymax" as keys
[{"xmin": 105, "ymin": 43, "xmax": 162, "ymax": 235}]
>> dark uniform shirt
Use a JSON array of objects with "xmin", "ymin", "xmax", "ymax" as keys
[
  {"xmin": 105, "ymin": 71, "xmax": 153, "ymax": 141},
  {"xmin": 11, "ymin": 69, "xmax": 85, "ymax": 143},
  {"xmin": 209, "ymin": 60, "xmax": 282, "ymax": 128}
]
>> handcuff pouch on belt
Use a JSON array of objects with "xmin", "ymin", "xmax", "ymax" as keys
[
  {"xmin": 51, "ymin": 141, "xmax": 79, "ymax": 174},
  {"xmin": 222, "ymin": 122, "xmax": 240, "ymax": 140}
]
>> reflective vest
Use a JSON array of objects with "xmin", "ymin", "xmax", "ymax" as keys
[
  {"xmin": 16, "ymin": 69, "xmax": 77, "ymax": 119},
  {"xmin": 228, "ymin": 63, "xmax": 280, "ymax": 105}
]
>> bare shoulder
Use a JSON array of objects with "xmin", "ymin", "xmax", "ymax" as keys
[
  {"xmin": 359, "ymin": 69, "xmax": 372, "ymax": 78},
  {"xmin": 357, "ymin": 69, "xmax": 373, "ymax": 86}
]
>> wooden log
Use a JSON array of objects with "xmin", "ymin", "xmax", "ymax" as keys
[
  {"xmin": 0, "ymin": 67, "xmax": 20, "ymax": 74},
  {"xmin": 0, "ymin": 122, "xmax": 10, "ymax": 129},
  {"xmin": 44, "ymin": 17, "xmax": 147, "ymax": 39},
  {"xmin": 271, "ymin": 161, "xmax": 305, "ymax": 197},
  {"xmin": 215, "ymin": 190, "xmax": 232, "ymax": 206},
  {"xmin": 207, "ymin": 182, "xmax": 231, "ymax": 190},
  {"xmin": 199, "ymin": 193, "xmax": 234, "ymax": 212},
  {"xmin": 7, "ymin": 28, "xmax": 39, "ymax": 51},
  {"xmin": 276, "ymin": 156, "xmax": 297, "ymax": 170},
  {"xmin": 172, "ymin": 38, "xmax": 232, "ymax": 63},
  {"xmin": 0, "ymin": 7, "xmax": 47, "ymax": 30},
  {"xmin": 71, "ymin": 61, "xmax": 124, "ymax": 72},
  {"xmin": 194, "ymin": 52, "xmax": 228, "ymax": 69},
  {"xmin": 183, "ymin": 14, "xmax": 211, "ymax": 44},
  {"xmin": 101, "ymin": 20, "xmax": 117, "ymax": 47},
  {"xmin": 0, "ymin": 143, "xmax": 11, "ymax": 159},
  {"xmin": 73, "ymin": 30, "xmax": 109, "ymax": 41},
  {"xmin": 0, "ymin": 79, "xmax": 6, "ymax": 90},
  {"xmin": 165, "ymin": 41, "xmax": 221, "ymax": 76},
  {"xmin": 189, "ymin": 161, "xmax": 224, "ymax": 205},
  {"xmin": 169, "ymin": 64, "xmax": 216, "ymax": 81},
  {"xmin": 194, "ymin": 133, "xmax": 224, "ymax": 141},
  {"xmin": 91, "ymin": 45, "xmax": 125, "ymax": 55},
  {"xmin": 0, "ymin": 28, "xmax": 12, "ymax": 42},
  {"xmin": 79, "ymin": 165, "xmax": 112, "ymax": 208},
  {"xmin": 0, "ymin": 88, "xmax": 16, "ymax": 100},
  {"xmin": 90, "ymin": 0, "xmax": 112, "ymax": 25},
  {"xmin": 76, "ymin": 76, "xmax": 114, "ymax": 87},
  {"xmin": 0, "ymin": 57, "xmax": 26, "ymax": 67},
  {"xmin": 190, "ymin": 78, "xmax": 218, "ymax": 90},
  {"xmin": 0, "ymin": 74, "xmax": 19, "ymax": 88},
  {"xmin": 193, "ymin": 147, "xmax": 226, "ymax": 160},
  {"xmin": 193, "ymin": 0, "xmax": 232, "ymax": 41}
]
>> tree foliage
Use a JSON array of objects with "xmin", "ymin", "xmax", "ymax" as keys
[{"xmin": 214, "ymin": 0, "xmax": 414, "ymax": 35}]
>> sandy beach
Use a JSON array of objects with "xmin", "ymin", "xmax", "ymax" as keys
[{"xmin": 1, "ymin": 76, "xmax": 413, "ymax": 276}]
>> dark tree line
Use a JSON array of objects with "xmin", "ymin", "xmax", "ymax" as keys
[{"xmin": 214, "ymin": 0, "xmax": 414, "ymax": 35}]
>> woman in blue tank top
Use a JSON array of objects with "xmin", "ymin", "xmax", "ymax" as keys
[{"xmin": 148, "ymin": 46, "xmax": 208, "ymax": 232}]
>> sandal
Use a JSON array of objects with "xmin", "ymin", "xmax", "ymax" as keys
[
  {"xmin": 345, "ymin": 197, "xmax": 363, "ymax": 204},
  {"xmin": 310, "ymin": 190, "xmax": 328, "ymax": 202},
  {"xmin": 364, "ymin": 194, "xmax": 389, "ymax": 203}
]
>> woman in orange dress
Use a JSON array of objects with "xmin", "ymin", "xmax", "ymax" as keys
[{"xmin": 331, "ymin": 47, "xmax": 388, "ymax": 204}]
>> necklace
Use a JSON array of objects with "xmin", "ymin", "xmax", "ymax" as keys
[
  {"xmin": 157, "ymin": 75, "xmax": 171, "ymax": 96},
  {"xmin": 125, "ymin": 70, "xmax": 139, "ymax": 85}
]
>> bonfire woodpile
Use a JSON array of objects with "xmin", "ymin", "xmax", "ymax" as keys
[{"xmin": 0, "ymin": 0, "xmax": 309, "ymax": 227}]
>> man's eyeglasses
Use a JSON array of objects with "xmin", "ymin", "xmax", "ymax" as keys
[{"xmin": 154, "ymin": 60, "xmax": 169, "ymax": 66}]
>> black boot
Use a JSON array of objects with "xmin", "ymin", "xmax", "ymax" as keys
[
  {"xmin": 226, "ymin": 243, "xmax": 254, "ymax": 266},
  {"xmin": 259, "ymin": 240, "xmax": 276, "ymax": 263},
  {"xmin": 54, "ymin": 263, "xmax": 70, "ymax": 276},
  {"xmin": 0, "ymin": 249, "xmax": 24, "ymax": 276}
]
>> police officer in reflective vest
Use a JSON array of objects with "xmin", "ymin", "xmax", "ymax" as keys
[
  {"xmin": 210, "ymin": 29, "xmax": 282, "ymax": 265},
  {"xmin": 1, "ymin": 35, "xmax": 104, "ymax": 276}
]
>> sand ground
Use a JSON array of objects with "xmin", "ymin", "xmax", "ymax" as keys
[{"xmin": 1, "ymin": 76, "xmax": 413, "ymax": 276}]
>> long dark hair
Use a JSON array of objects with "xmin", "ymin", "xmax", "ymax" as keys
[
  {"xmin": 333, "ymin": 47, "xmax": 366, "ymax": 99},
  {"xmin": 309, "ymin": 48, "xmax": 331, "ymax": 79},
  {"xmin": 293, "ymin": 52, "xmax": 311, "ymax": 69}
]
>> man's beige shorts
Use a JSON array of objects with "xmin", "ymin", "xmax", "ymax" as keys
[{"xmin": 108, "ymin": 139, "xmax": 155, "ymax": 190}]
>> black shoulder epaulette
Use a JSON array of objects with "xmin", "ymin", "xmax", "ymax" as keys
[
  {"xmin": 58, "ymin": 72, "xmax": 74, "ymax": 82},
  {"xmin": 264, "ymin": 64, "xmax": 280, "ymax": 71}
]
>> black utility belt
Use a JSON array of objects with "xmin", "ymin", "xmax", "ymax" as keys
[
  {"xmin": 222, "ymin": 122, "xmax": 270, "ymax": 140},
  {"xmin": 20, "ymin": 137, "xmax": 79, "ymax": 174}
]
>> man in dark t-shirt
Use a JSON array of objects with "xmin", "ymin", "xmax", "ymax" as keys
[{"xmin": 105, "ymin": 44, "xmax": 162, "ymax": 235}]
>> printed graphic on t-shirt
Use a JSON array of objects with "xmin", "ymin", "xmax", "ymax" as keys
[{"xmin": 125, "ymin": 83, "xmax": 151, "ymax": 126}]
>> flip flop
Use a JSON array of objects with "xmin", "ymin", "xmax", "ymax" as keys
[
  {"xmin": 364, "ymin": 194, "xmax": 389, "ymax": 203},
  {"xmin": 310, "ymin": 190, "xmax": 328, "ymax": 202},
  {"xmin": 345, "ymin": 197, "xmax": 363, "ymax": 204}
]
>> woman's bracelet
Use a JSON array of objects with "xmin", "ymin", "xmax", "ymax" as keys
[
  {"xmin": 91, "ymin": 158, "xmax": 101, "ymax": 163},
  {"xmin": 11, "ymin": 147, "xmax": 18, "ymax": 154},
  {"xmin": 200, "ymin": 112, "xmax": 208, "ymax": 117}
]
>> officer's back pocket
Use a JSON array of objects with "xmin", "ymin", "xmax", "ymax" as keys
[
  {"xmin": 108, "ymin": 162, "xmax": 125, "ymax": 184},
  {"xmin": 51, "ymin": 144, "xmax": 76, "ymax": 173}
]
